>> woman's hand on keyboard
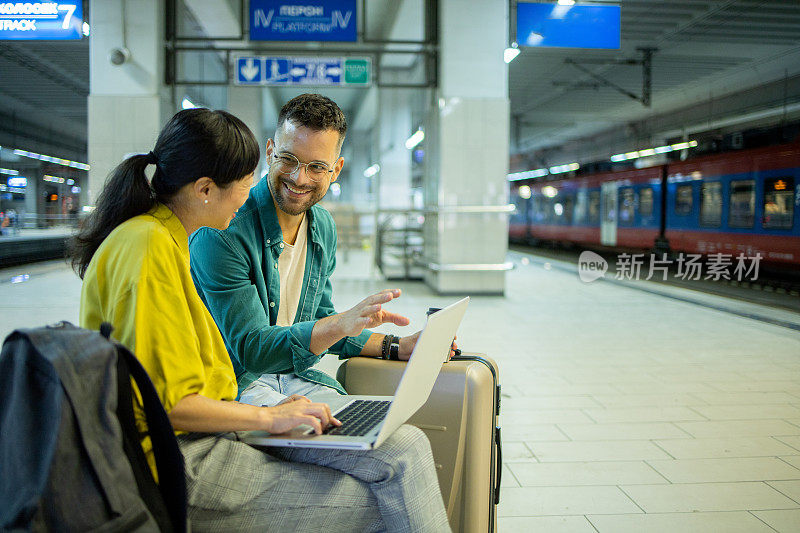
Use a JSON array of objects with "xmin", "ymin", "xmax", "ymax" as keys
[{"xmin": 263, "ymin": 397, "xmax": 342, "ymax": 435}]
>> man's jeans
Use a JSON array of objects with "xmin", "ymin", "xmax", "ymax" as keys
[{"xmin": 238, "ymin": 373, "xmax": 341, "ymax": 407}]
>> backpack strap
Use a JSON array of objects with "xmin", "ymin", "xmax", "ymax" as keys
[{"xmin": 109, "ymin": 324, "xmax": 187, "ymax": 532}]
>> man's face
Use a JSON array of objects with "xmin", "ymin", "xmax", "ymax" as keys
[{"xmin": 265, "ymin": 121, "xmax": 344, "ymax": 217}]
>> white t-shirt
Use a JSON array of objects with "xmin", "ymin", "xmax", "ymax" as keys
[{"xmin": 276, "ymin": 215, "xmax": 308, "ymax": 327}]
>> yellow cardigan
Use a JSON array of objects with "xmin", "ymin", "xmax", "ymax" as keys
[{"xmin": 80, "ymin": 204, "xmax": 238, "ymax": 470}]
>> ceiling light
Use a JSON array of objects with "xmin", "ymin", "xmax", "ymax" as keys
[
  {"xmin": 518, "ymin": 185, "xmax": 532, "ymax": 199},
  {"xmin": 0, "ymin": 168, "xmax": 19, "ymax": 176},
  {"xmin": 671, "ymin": 140, "xmax": 698, "ymax": 151},
  {"xmin": 610, "ymin": 140, "xmax": 697, "ymax": 163},
  {"xmin": 13, "ymin": 149, "xmax": 89, "ymax": 170},
  {"xmin": 507, "ymin": 168, "xmax": 548, "ymax": 181},
  {"xmin": 363, "ymin": 164, "xmax": 381, "ymax": 178},
  {"xmin": 542, "ymin": 186, "xmax": 558, "ymax": 198},
  {"xmin": 405, "ymin": 129, "xmax": 425, "ymax": 150},
  {"xmin": 549, "ymin": 162, "xmax": 579, "ymax": 174}
]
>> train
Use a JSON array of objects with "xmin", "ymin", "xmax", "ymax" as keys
[{"xmin": 509, "ymin": 141, "xmax": 800, "ymax": 268}]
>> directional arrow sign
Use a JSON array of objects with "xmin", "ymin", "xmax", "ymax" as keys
[
  {"xmin": 236, "ymin": 57, "xmax": 263, "ymax": 85},
  {"xmin": 233, "ymin": 56, "xmax": 370, "ymax": 87}
]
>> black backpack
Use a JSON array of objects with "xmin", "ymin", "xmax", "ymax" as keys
[{"xmin": 0, "ymin": 322, "xmax": 187, "ymax": 532}]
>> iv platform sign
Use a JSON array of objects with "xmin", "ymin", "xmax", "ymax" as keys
[
  {"xmin": 250, "ymin": 0, "xmax": 356, "ymax": 42},
  {"xmin": 0, "ymin": 1, "xmax": 83, "ymax": 40},
  {"xmin": 235, "ymin": 56, "xmax": 371, "ymax": 87},
  {"xmin": 516, "ymin": 2, "xmax": 620, "ymax": 49}
]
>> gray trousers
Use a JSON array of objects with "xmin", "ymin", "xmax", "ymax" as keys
[{"xmin": 177, "ymin": 424, "xmax": 451, "ymax": 533}]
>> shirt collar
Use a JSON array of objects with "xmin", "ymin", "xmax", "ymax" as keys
[{"xmin": 149, "ymin": 203, "xmax": 190, "ymax": 257}]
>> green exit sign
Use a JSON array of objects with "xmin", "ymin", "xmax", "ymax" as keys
[{"xmin": 344, "ymin": 58, "xmax": 371, "ymax": 85}]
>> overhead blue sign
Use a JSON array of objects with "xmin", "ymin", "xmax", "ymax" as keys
[
  {"xmin": 250, "ymin": 0, "xmax": 356, "ymax": 42},
  {"xmin": 235, "ymin": 56, "xmax": 371, "ymax": 87},
  {"xmin": 517, "ymin": 3, "xmax": 620, "ymax": 49},
  {"xmin": 0, "ymin": 1, "xmax": 83, "ymax": 40}
]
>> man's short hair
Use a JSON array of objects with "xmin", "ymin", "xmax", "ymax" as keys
[{"xmin": 277, "ymin": 94, "xmax": 347, "ymax": 146}]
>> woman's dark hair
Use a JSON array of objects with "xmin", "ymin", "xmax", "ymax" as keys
[{"xmin": 70, "ymin": 108, "xmax": 259, "ymax": 278}]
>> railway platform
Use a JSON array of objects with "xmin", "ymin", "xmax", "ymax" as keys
[{"xmin": 2, "ymin": 249, "xmax": 799, "ymax": 532}]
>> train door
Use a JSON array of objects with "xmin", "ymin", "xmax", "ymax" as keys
[{"xmin": 601, "ymin": 181, "xmax": 618, "ymax": 246}]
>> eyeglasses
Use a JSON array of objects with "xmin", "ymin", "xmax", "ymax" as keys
[{"xmin": 270, "ymin": 151, "xmax": 335, "ymax": 182}]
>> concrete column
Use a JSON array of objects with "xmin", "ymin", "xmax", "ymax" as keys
[
  {"xmin": 377, "ymin": 81, "xmax": 414, "ymax": 210},
  {"xmin": 87, "ymin": 0, "xmax": 165, "ymax": 203},
  {"xmin": 24, "ymin": 167, "xmax": 39, "ymax": 227},
  {"xmin": 342, "ymin": 130, "xmax": 374, "ymax": 207},
  {"xmin": 423, "ymin": 0, "xmax": 510, "ymax": 294},
  {"xmin": 227, "ymin": 86, "xmax": 264, "ymax": 180}
]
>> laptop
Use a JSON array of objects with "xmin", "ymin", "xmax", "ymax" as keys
[{"xmin": 238, "ymin": 296, "xmax": 470, "ymax": 450}]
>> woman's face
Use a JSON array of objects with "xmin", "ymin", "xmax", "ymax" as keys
[{"xmin": 207, "ymin": 172, "xmax": 254, "ymax": 230}]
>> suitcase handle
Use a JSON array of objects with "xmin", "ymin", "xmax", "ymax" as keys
[{"xmin": 494, "ymin": 426, "xmax": 502, "ymax": 505}]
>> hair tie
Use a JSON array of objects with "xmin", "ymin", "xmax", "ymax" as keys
[{"xmin": 146, "ymin": 151, "xmax": 159, "ymax": 165}]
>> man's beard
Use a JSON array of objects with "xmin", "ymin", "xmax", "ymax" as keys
[{"xmin": 267, "ymin": 168, "xmax": 327, "ymax": 216}]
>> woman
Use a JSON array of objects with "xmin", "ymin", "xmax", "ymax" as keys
[{"xmin": 72, "ymin": 108, "xmax": 450, "ymax": 532}]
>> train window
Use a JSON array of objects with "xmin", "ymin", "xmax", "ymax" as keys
[
  {"xmin": 532, "ymin": 196, "xmax": 546, "ymax": 223},
  {"xmin": 639, "ymin": 187, "xmax": 654, "ymax": 217},
  {"xmin": 700, "ymin": 182, "xmax": 722, "ymax": 227},
  {"xmin": 763, "ymin": 177, "xmax": 794, "ymax": 229},
  {"xmin": 729, "ymin": 180, "xmax": 755, "ymax": 228},
  {"xmin": 619, "ymin": 188, "xmax": 635, "ymax": 225},
  {"xmin": 675, "ymin": 185, "xmax": 693, "ymax": 215},
  {"xmin": 561, "ymin": 195, "xmax": 574, "ymax": 225},
  {"xmin": 588, "ymin": 191, "xmax": 600, "ymax": 224},
  {"xmin": 603, "ymin": 191, "xmax": 616, "ymax": 222},
  {"xmin": 574, "ymin": 189, "xmax": 587, "ymax": 225}
]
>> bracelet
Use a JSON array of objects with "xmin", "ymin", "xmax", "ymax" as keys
[
  {"xmin": 381, "ymin": 334, "xmax": 393, "ymax": 360},
  {"xmin": 389, "ymin": 336, "xmax": 400, "ymax": 360}
]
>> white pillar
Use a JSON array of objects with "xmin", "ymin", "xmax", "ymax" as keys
[
  {"xmin": 87, "ymin": 0, "xmax": 166, "ymax": 203},
  {"xmin": 423, "ymin": 0, "xmax": 510, "ymax": 294},
  {"xmin": 228, "ymin": 86, "xmax": 264, "ymax": 180},
  {"xmin": 377, "ymin": 82, "xmax": 413, "ymax": 210}
]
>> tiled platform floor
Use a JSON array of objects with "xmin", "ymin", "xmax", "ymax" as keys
[{"xmin": 2, "ymin": 250, "xmax": 799, "ymax": 532}]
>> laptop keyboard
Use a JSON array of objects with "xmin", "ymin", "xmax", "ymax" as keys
[{"xmin": 325, "ymin": 399, "xmax": 391, "ymax": 436}]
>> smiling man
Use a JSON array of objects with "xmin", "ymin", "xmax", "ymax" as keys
[{"xmin": 189, "ymin": 94, "xmax": 428, "ymax": 406}]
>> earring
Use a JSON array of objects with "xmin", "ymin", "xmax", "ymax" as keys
[{"xmin": 204, "ymin": 199, "xmax": 209, "ymax": 204}]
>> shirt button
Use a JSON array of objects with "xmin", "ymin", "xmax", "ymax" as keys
[
  {"xmin": 274, "ymin": 262, "xmax": 278, "ymax": 268},
  {"xmin": 267, "ymin": 239, "xmax": 271, "ymax": 244},
  {"xmin": 280, "ymin": 242, "xmax": 284, "ymax": 248},
  {"xmin": 269, "ymin": 302, "xmax": 275, "ymax": 308}
]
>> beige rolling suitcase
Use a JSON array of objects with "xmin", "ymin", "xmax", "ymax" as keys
[{"xmin": 337, "ymin": 353, "xmax": 501, "ymax": 532}]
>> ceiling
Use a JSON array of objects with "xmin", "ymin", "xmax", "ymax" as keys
[
  {"xmin": 509, "ymin": 0, "xmax": 800, "ymax": 166},
  {"xmin": 2, "ymin": 0, "xmax": 800, "ymax": 166},
  {"xmin": 0, "ymin": 38, "xmax": 89, "ymax": 159}
]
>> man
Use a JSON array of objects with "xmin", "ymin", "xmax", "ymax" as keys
[{"xmin": 190, "ymin": 94, "xmax": 447, "ymax": 406}]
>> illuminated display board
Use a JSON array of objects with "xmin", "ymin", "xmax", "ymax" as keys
[
  {"xmin": 250, "ymin": 0, "xmax": 357, "ymax": 42},
  {"xmin": 0, "ymin": 2, "xmax": 83, "ymax": 40},
  {"xmin": 516, "ymin": 2, "xmax": 620, "ymax": 49}
]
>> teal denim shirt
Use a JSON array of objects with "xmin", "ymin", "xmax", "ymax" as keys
[{"xmin": 188, "ymin": 178, "xmax": 371, "ymax": 396}]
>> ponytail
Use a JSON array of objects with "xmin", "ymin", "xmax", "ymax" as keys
[
  {"xmin": 70, "ymin": 108, "xmax": 259, "ymax": 278},
  {"xmin": 70, "ymin": 154, "xmax": 155, "ymax": 278}
]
